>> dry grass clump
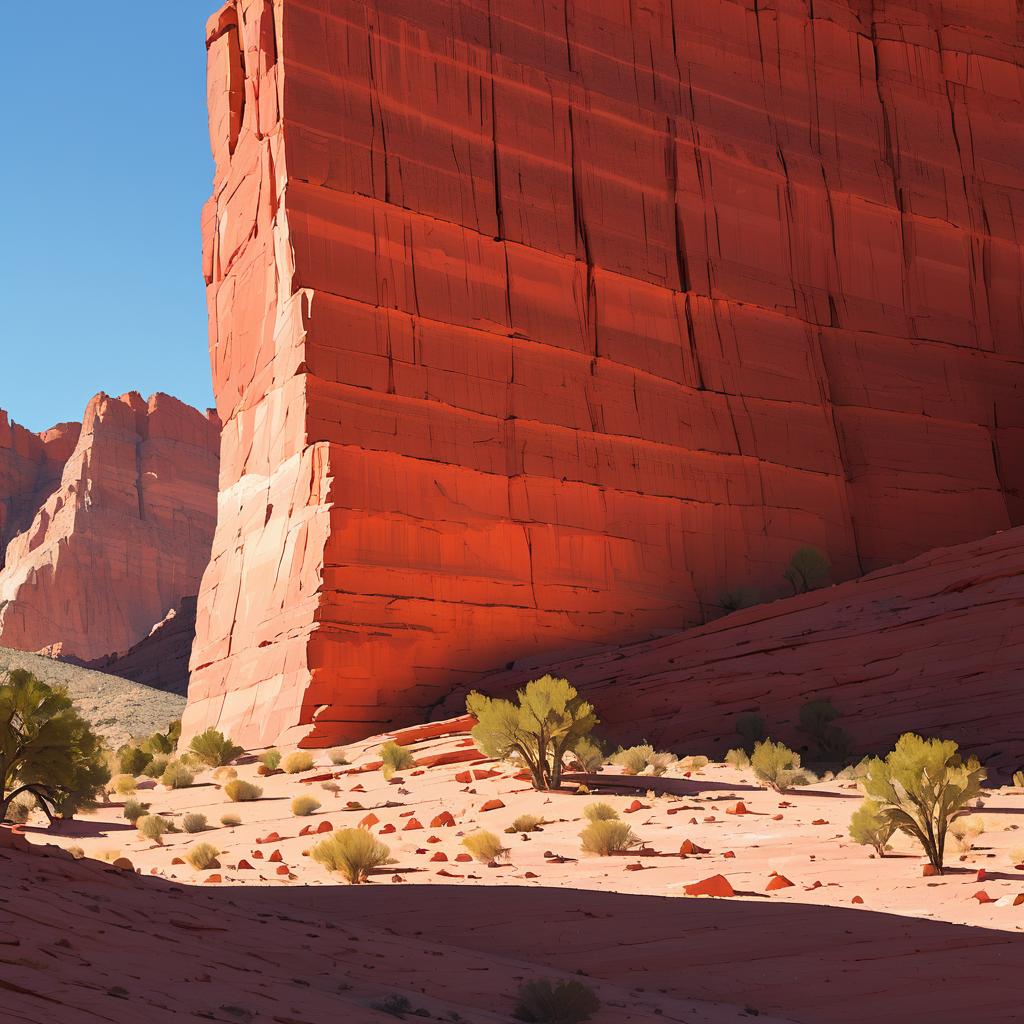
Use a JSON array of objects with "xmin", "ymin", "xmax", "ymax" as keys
[
  {"xmin": 679, "ymin": 755, "xmax": 709, "ymax": 771},
  {"xmin": 751, "ymin": 740, "xmax": 812, "ymax": 792},
  {"xmin": 328, "ymin": 747, "xmax": 350, "ymax": 766},
  {"xmin": 514, "ymin": 978, "xmax": 601, "ymax": 1024},
  {"xmin": 183, "ymin": 812, "xmax": 209, "ymax": 834},
  {"xmin": 220, "ymin": 813, "xmax": 241, "ymax": 827},
  {"xmin": 724, "ymin": 748, "xmax": 750, "ymax": 769},
  {"xmin": 283, "ymin": 751, "xmax": 315, "ymax": 774},
  {"xmin": 311, "ymin": 828, "xmax": 392, "ymax": 883},
  {"xmin": 292, "ymin": 795, "xmax": 321, "ymax": 817},
  {"xmin": 142, "ymin": 755, "xmax": 169, "ymax": 779},
  {"xmin": 137, "ymin": 814, "xmax": 172, "ymax": 844},
  {"xmin": 380, "ymin": 741, "xmax": 415, "ymax": 780},
  {"xmin": 506, "ymin": 814, "xmax": 544, "ymax": 834},
  {"xmin": 461, "ymin": 830, "xmax": 511, "ymax": 863},
  {"xmin": 189, "ymin": 728, "xmax": 243, "ymax": 768},
  {"xmin": 112, "ymin": 774, "xmax": 137, "ymax": 796},
  {"xmin": 122, "ymin": 798, "xmax": 149, "ymax": 823},
  {"xmin": 161, "ymin": 761, "xmax": 194, "ymax": 790},
  {"xmin": 223, "ymin": 779, "xmax": 262, "ymax": 802},
  {"xmin": 582, "ymin": 802, "xmax": 619, "ymax": 823},
  {"xmin": 321, "ymin": 781, "xmax": 341, "ymax": 796},
  {"xmin": 66, "ymin": 845, "xmax": 85, "ymax": 860},
  {"xmin": 579, "ymin": 819, "xmax": 639, "ymax": 856},
  {"xmin": 259, "ymin": 749, "xmax": 281, "ymax": 771},
  {"xmin": 185, "ymin": 842, "xmax": 220, "ymax": 870},
  {"xmin": 949, "ymin": 815, "xmax": 986, "ymax": 856},
  {"xmin": 212, "ymin": 766, "xmax": 238, "ymax": 783},
  {"xmin": 610, "ymin": 744, "xmax": 676, "ymax": 777},
  {"xmin": 571, "ymin": 737, "xmax": 605, "ymax": 773}
]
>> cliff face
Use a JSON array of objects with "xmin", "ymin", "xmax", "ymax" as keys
[
  {"xmin": 186, "ymin": 0, "xmax": 1024, "ymax": 747},
  {"xmin": 0, "ymin": 393, "xmax": 220, "ymax": 663}
]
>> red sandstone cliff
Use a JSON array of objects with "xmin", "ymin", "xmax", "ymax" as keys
[
  {"xmin": 0, "ymin": 393, "xmax": 220, "ymax": 664},
  {"xmin": 186, "ymin": 0, "xmax": 1024, "ymax": 748}
]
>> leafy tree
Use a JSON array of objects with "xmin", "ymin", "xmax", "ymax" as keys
[
  {"xmin": 799, "ymin": 698, "xmax": 851, "ymax": 761},
  {"xmin": 0, "ymin": 669, "xmax": 109, "ymax": 823},
  {"xmin": 849, "ymin": 799, "xmax": 896, "ymax": 856},
  {"xmin": 571, "ymin": 736, "xmax": 605, "ymax": 773},
  {"xmin": 467, "ymin": 676, "xmax": 598, "ymax": 791},
  {"xmin": 784, "ymin": 546, "xmax": 830, "ymax": 594},
  {"xmin": 860, "ymin": 733, "xmax": 986, "ymax": 874},
  {"xmin": 188, "ymin": 728, "xmax": 243, "ymax": 768}
]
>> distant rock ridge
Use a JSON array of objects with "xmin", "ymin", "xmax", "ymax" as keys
[{"xmin": 0, "ymin": 392, "xmax": 219, "ymax": 665}]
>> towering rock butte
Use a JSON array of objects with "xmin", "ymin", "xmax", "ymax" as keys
[
  {"xmin": 186, "ymin": 0, "xmax": 1024, "ymax": 748},
  {"xmin": 0, "ymin": 393, "xmax": 220, "ymax": 665}
]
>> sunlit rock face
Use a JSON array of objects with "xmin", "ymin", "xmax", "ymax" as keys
[
  {"xmin": 0, "ymin": 393, "xmax": 219, "ymax": 663},
  {"xmin": 185, "ymin": 0, "xmax": 1024, "ymax": 748}
]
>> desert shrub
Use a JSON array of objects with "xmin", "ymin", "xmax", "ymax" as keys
[
  {"xmin": 379, "ymin": 741, "xmax": 416, "ymax": 781},
  {"xmin": 141, "ymin": 755, "xmax": 169, "ymax": 779},
  {"xmin": 283, "ymin": 751, "xmax": 315, "ymax": 774},
  {"xmin": 223, "ymin": 779, "xmax": 262, "ymax": 802},
  {"xmin": 784, "ymin": 545, "xmax": 830, "ymax": 594},
  {"xmin": 462, "ymin": 829, "xmax": 511, "ymax": 863},
  {"xmin": 724, "ymin": 748, "xmax": 750, "ymax": 769},
  {"xmin": 122, "ymin": 798, "xmax": 149, "ymax": 824},
  {"xmin": 321, "ymin": 781, "xmax": 341, "ymax": 796},
  {"xmin": 373, "ymin": 995, "xmax": 414, "ymax": 1018},
  {"xmin": 468, "ymin": 676, "xmax": 597, "ymax": 791},
  {"xmin": 66, "ymin": 845, "xmax": 84, "ymax": 859},
  {"xmin": 311, "ymin": 828, "xmax": 392, "ymax": 883},
  {"xmin": 259, "ymin": 749, "xmax": 282, "ymax": 771},
  {"xmin": 212, "ymin": 766, "xmax": 238, "ymax": 784},
  {"xmin": 571, "ymin": 737, "xmax": 605, "ymax": 773},
  {"xmin": 610, "ymin": 744, "xmax": 675, "ymax": 777},
  {"xmin": 112, "ymin": 774, "xmax": 137, "ymax": 796},
  {"xmin": 582, "ymin": 802, "xmax": 619, "ymax": 823},
  {"xmin": 185, "ymin": 842, "xmax": 220, "ymax": 870},
  {"xmin": 949, "ymin": 815, "xmax": 986, "ymax": 856},
  {"xmin": 137, "ymin": 814, "xmax": 172, "ymax": 844},
  {"xmin": 189, "ymin": 728, "xmax": 243, "ymax": 768},
  {"xmin": 328, "ymin": 747, "xmax": 350, "ymax": 766},
  {"xmin": 220, "ymin": 813, "xmax": 241, "ymax": 827},
  {"xmin": 579, "ymin": 819, "xmax": 639, "ymax": 855},
  {"xmin": 735, "ymin": 712, "xmax": 766, "ymax": 752},
  {"xmin": 718, "ymin": 587, "xmax": 760, "ymax": 613},
  {"xmin": 680, "ymin": 755, "xmax": 709, "ymax": 772},
  {"xmin": 835, "ymin": 757, "xmax": 871, "ymax": 782},
  {"xmin": 1013, "ymin": 770, "xmax": 1024, "ymax": 788},
  {"xmin": 506, "ymin": 814, "xmax": 543, "ymax": 834},
  {"xmin": 140, "ymin": 726, "xmax": 176, "ymax": 757},
  {"xmin": 292, "ymin": 795, "xmax": 321, "ymax": 817},
  {"xmin": 183, "ymin": 812, "xmax": 209, "ymax": 834},
  {"xmin": 117, "ymin": 745, "xmax": 150, "ymax": 776},
  {"xmin": 860, "ymin": 733, "xmax": 986, "ymax": 874},
  {"xmin": 751, "ymin": 739, "xmax": 811, "ymax": 793},
  {"xmin": 6, "ymin": 795, "xmax": 34, "ymax": 824},
  {"xmin": 849, "ymin": 800, "xmax": 897, "ymax": 856},
  {"xmin": 799, "ymin": 699, "xmax": 851, "ymax": 761},
  {"xmin": 161, "ymin": 761, "xmax": 194, "ymax": 790},
  {"xmin": 514, "ymin": 978, "xmax": 600, "ymax": 1024},
  {"xmin": 0, "ymin": 669, "xmax": 109, "ymax": 822}
]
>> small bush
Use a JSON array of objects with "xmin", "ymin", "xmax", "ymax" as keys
[
  {"xmin": 1013, "ymin": 770, "xmax": 1024, "ymax": 789},
  {"xmin": 610, "ymin": 744, "xmax": 653, "ymax": 775},
  {"xmin": 579, "ymin": 819, "xmax": 639, "ymax": 855},
  {"xmin": 506, "ymin": 814, "xmax": 543, "ymax": 834},
  {"xmin": 259, "ymin": 749, "xmax": 282, "ymax": 771},
  {"xmin": 185, "ymin": 842, "xmax": 220, "ymax": 870},
  {"xmin": 137, "ymin": 814, "xmax": 172, "ymax": 844},
  {"xmin": 719, "ymin": 587, "xmax": 760, "ymax": 613},
  {"xmin": 582, "ymin": 802, "xmax": 619, "ymax": 823},
  {"xmin": 183, "ymin": 812, "xmax": 209, "ymax": 834},
  {"xmin": 66, "ymin": 845, "xmax": 84, "ymax": 859},
  {"xmin": 118, "ymin": 745, "xmax": 149, "ymax": 776},
  {"xmin": 292, "ymin": 796, "xmax": 321, "ymax": 817},
  {"xmin": 849, "ymin": 800, "xmax": 896, "ymax": 856},
  {"xmin": 283, "ymin": 751, "xmax": 315, "ymax": 774},
  {"xmin": 462, "ymin": 830, "xmax": 511, "ymax": 863},
  {"xmin": 223, "ymin": 779, "xmax": 262, "ymax": 802},
  {"xmin": 212, "ymin": 766, "xmax": 238, "ymax": 782},
  {"xmin": 514, "ymin": 978, "xmax": 600, "ymax": 1024},
  {"xmin": 328, "ymin": 747, "xmax": 350, "ymax": 766},
  {"xmin": 321, "ymin": 781, "xmax": 341, "ymax": 796},
  {"xmin": 189, "ymin": 728, "xmax": 243, "ymax": 768},
  {"xmin": 680, "ymin": 755, "xmax": 709, "ymax": 771},
  {"xmin": 112, "ymin": 774, "xmax": 137, "ymax": 796},
  {"xmin": 949, "ymin": 815, "xmax": 986, "ymax": 855},
  {"xmin": 724, "ymin": 748, "xmax": 750, "ymax": 768},
  {"xmin": 784, "ymin": 545, "xmax": 830, "ymax": 594},
  {"xmin": 142, "ymin": 756, "xmax": 169, "ymax": 779},
  {"xmin": 571, "ymin": 737, "xmax": 605, "ymax": 773},
  {"xmin": 6, "ymin": 796, "xmax": 34, "ymax": 824},
  {"xmin": 372, "ymin": 995, "xmax": 413, "ymax": 1018},
  {"xmin": 736, "ymin": 712, "xmax": 766, "ymax": 752},
  {"xmin": 380, "ymin": 741, "xmax": 415, "ymax": 780},
  {"xmin": 751, "ymin": 739, "xmax": 810, "ymax": 793},
  {"xmin": 161, "ymin": 761, "xmax": 194, "ymax": 790},
  {"xmin": 220, "ymin": 813, "xmax": 241, "ymax": 827},
  {"xmin": 122, "ymin": 798, "xmax": 149, "ymax": 823},
  {"xmin": 311, "ymin": 828, "xmax": 392, "ymax": 883}
]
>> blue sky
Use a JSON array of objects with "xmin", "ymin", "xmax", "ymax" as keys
[{"xmin": 1, "ymin": 3, "xmax": 219, "ymax": 432}]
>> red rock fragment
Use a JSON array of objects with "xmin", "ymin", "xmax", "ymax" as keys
[
  {"xmin": 922, "ymin": 865, "xmax": 938, "ymax": 877},
  {"xmin": 204, "ymin": 874, "xmax": 222, "ymax": 884},
  {"xmin": 430, "ymin": 852, "xmax": 448, "ymax": 862},
  {"xmin": 683, "ymin": 875, "xmax": 735, "ymax": 898},
  {"xmin": 624, "ymin": 800, "xmax": 648, "ymax": 814},
  {"xmin": 275, "ymin": 865, "xmax": 290, "ymax": 876},
  {"xmin": 171, "ymin": 857, "xmax": 186, "ymax": 866},
  {"xmin": 316, "ymin": 820, "xmax": 333, "ymax": 833},
  {"xmin": 977, "ymin": 869, "xmax": 987, "ymax": 881},
  {"xmin": 972, "ymin": 890, "xmax": 995, "ymax": 904},
  {"xmin": 430, "ymin": 812, "xmax": 456, "ymax": 828},
  {"xmin": 380, "ymin": 824, "xmax": 397, "ymax": 835},
  {"xmin": 726, "ymin": 802, "xmax": 749, "ymax": 815},
  {"xmin": 251, "ymin": 850, "xmax": 264, "ymax": 860},
  {"xmin": 455, "ymin": 853, "xmax": 473, "ymax": 863},
  {"xmin": 771, "ymin": 814, "xmax": 784, "ymax": 821},
  {"xmin": 852, "ymin": 896, "xmax": 865, "ymax": 905},
  {"xmin": 268, "ymin": 850, "xmax": 283, "ymax": 863},
  {"xmin": 402, "ymin": 818, "xmax": 424, "ymax": 831},
  {"xmin": 766, "ymin": 875, "xmax": 794, "ymax": 891},
  {"xmin": 479, "ymin": 799, "xmax": 505, "ymax": 812},
  {"xmin": 437, "ymin": 870, "xmax": 464, "ymax": 878},
  {"xmin": 723, "ymin": 851, "xmax": 736, "ymax": 859},
  {"xmin": 811, "ymin": 819, "xmax": 829, "ymax": 826},
  {"xmin": 237, "ymin": 859, "xmax": 254, "ymax": 870},
  {"xmin": 454, "ymin": 771, "xmax": 472, "ymax": 785},
  {"xmin": 679, "ymin": 840, "xmax": 709, "ymax": 856},
  {"xmin": 256, "ymin": 832, "xmax": 280, "ymax": 845},
  {"xmin": 359, "ymin": 814, "xmax": 380, "ymax": 828}
]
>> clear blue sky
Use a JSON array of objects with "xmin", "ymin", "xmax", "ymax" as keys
[{"xmin": 0, "ymin": 3, "xmax": 219, "ymax": 432}]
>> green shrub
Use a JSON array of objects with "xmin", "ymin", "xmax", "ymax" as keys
[
  {"xmin": 223, "ymin": 779, "xmax": 262, "ymax": 802},
  {"xmin": 461, "ymin": 830, "xmax": 511, "ymax": 863},
  {"xmin": 220, "ymin": 813, "xmax": 241, "ymax": 827},
  {"xmin": 1013, "ymin": 770, "xmax": 1024, "ymax": 788},
  {"xmin": 835, "ymin": 757, "xmax": 871, "ymax": 782},
  {"xmin": 161, "ymin": 761, "xmax": 194, "ymax": 790},
  {"xmin": 579, "ymin": 819, "xmax": 639, "ymax": 855},
  {"xmin": 680, "ymin": 755, "xmax": 709, "ymax": 771},
  {"xmin": 183, "ymin": 812, "xmax": 209, "ymax": 833},
  {"xmin": 784, "ymin": 546, "xmax": 830, "ymax": 594},
  {"xmin": 724, "ymin": 748, "xmax": 750, "ymax": 768},
  {"xmin": 468, "ymin": 676, "xmax": 597, "ymax": 791},
  {"xmin": 185, "ymin": 842, "xmax": 220, "ymax": 870},
  {"xmin": 311, "ymin": 828, "xmax": 392, "ymax": 883},
  {"xmin": 259, "ymin": 749, "xmax": 281, "ymax": 771},
  {"xmin": 122, "ymin": 798, "xmax": 149, "ymax": 824},
  {"xmin": 751, "ymin": 739, "xmax": 811, "ymax": 792},
  {"xmin": 610, "ymin": 744, "xmax": 675, "ymax": 777},
  {"xmin": 849, "ymin": 800, "xmax": 896, "ymax": 856},
  {"xmin": 328, "ymin": 747, "xmax": 350, "ymax": 766},
  {"xmin": 112, "ymin": 773, "xmax": 137, "ymax": 796},
  {"xmin": 141, "ymin": 755, "xmax": 169, "ymax": 779},
  {"xmin": 735, "ymin": 712, "xmax": 766, "ymax": 752},
  {"xmin": 514, "ymin": 979, "xmax": 600, "ymax": 1024},
  {"xmin": 189, "ymin": 728, "xmax": 243, "ymax": 768},
  {"xmin": 137, "ymin": 814, "xmax": 172, "ymax": 844},
  {"xmin": 292, "ymin": 795, "xmax": 321, "ymax": 817},
  {"xmin": 571, "ymin": 737, "xmax": 605, "ymax": 773},
  {"xmin": 140, "ymin": 726, "xmax": 175, "ymax": 757},
  {"xmin": 379, "ymin": 741, "xmax": 415, "ymax": 780},
  {"xmin": 6, "ymin": 795, "xmax": 34, "ymax": 824},
  {"xmin": 117, "ymin": 745, "xmax": 149, "ymax": 776},
  {"xmin": 582, "ymin": 802, "xmax": 619, "ymax": 823},
  {"xmin": 506, "ymin": 814, "xmax": 543, "ymax": 834},
  {"xmin": 321, "ymin": 780, "xmax": 341, "ymax": 796},
  {"xmin": 283, "ymin": 751, "xmax": 314, "ymax": 774},
  {"xmin": 860, "ymin": 733, "xmax": 986, "ymax": 873},
  {"xmin": 799, "ymin": 698, "xmax": 851, "ymax": 760}
]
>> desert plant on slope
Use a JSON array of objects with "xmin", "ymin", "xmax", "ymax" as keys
[
  {"xmin": 724, "ymin": 748, "xmax": 750, "ymax": 769},
  {"xmin": 122, "ymin": 798, "xmax": 149, "ymax": 824},
  {"xmin": 680, "ymin": 755, "xmax": 709, "ymax": 772},
  {"xmin": 220, "ymin": 813, "xmax": 241, "ymax": 827},
  {"xmin": 751, "ymin": 740, "xmax": 811, "ymax": 793},
  {"xmin": 610, "ymin": 744, "xmax": 676, "ymax": 777},
  {"xmin": 183, "ymin": 812, "xmax": 209, "ymax": 834},
  {"xmin": 718, "ymin": 587, "xmax": 760, "ymax": 614},
  {"xmin": 506, "ymin": 814, "xmax": 544, "ymax": 834},
  {"xmin": 784, "ymin": 546, "xmax": 830, "ymax": 594},
  {"xmin": 328, "ymin": 747, "xmax": 350, "ymax": 766},
  {"xmin": 292, "ymin": 795, "xmax": 321, "ymax": 817},
  {"xmin": 223, "ymin": 779, "xmax": 262, "ymax": 802},
  {"xmin": 462, "ymin": 830, "xmax": 511, "ymax": 863},
  {"xmin": 860, "ymin": 733, "xmax": 986, "ymax": 874},
  {"xmin": 582, "ymin": 802, "xmax": 619, "ymax": 823},
  {"xmin": 311, "ymin": 828, "xmax": 392, "ymax": 883},
  {"xmin": 799, "ymin": 698, "xmax": 852, "ymax": 761},
  {"xmin": 283, "ymin": 751, "xmax": 314, "ymax": 774},
  {"xmin": 259, "ymin": 749, "xmax": 282, "ymax": 771},
  {"xmin": 0, "ymin": 669, "xmax": 109, "ymax": 823},
  {"xmin": 189, "ymin": 728, "xmax": 243, "ymax": 769},
  {"xmin": 849, "ymin": 799, "xmax": 897, "ymax": 856},
  {"xmin": 1013, "ymin": 770, "xmax": 1024, "ymax": 789},
  {"xmin": 186, "ymin": 842, "xmax": 220, "ymax": 870},
  {"xmin": 579, "ymin": 819, "xmax": 640, "ymax": 855},
  {"xmin": 137, "ymin": 814, "xmax": 172, "ymax": 844},
  {"xmin": 112, "ymin": 773, "xmax": 137, "ymax": 796},
  {"xmin": 379, "ymin": 741, "xmax": 415, "ymax": 780},
  {"xmin": 514, "ymin": 979, "xmax": 600, "ymax": 1024},
  {"xmin": 161, "ymin": 761, "xmax": 194, "ymax": 790},
  {"xmin": 117, "ymin": 745, "xmax": 150, "ymax": 776},
  {"xmin": 142, "ymin": 756, "xmax": 169, "ymax": 779},
  {"xmin": 948, "ymin": 814, "xmax": 986, "ymax": 856},
  {"xmin": 570, "ymin": 736, "xmax": 605, "ymax": 773}
]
